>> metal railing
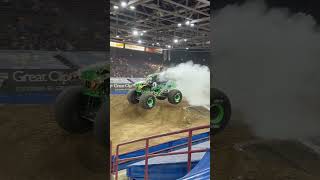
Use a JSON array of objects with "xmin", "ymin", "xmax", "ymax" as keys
[{"xmin": 112, "ymin": 125, "xmax": 210, "ymax": 180}]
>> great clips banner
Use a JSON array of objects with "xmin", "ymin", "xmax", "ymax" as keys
[
  {"xmin": 110, "ymin": 77, "xmax": 144, "ymax": 94},
  {"xmin": 0, "ymin": 69, "xmax": 80, "ymax": 103}
]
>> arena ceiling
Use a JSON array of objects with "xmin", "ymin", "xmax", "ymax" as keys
[{"xmin": 110, "ymin": 0, "xmax": 210, "ymax": 49}]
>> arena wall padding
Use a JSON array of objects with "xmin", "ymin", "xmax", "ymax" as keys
[
  {"xmin": 125, "ymin": 141, "xmax": 209, "ymax": 180},
  {"xmin": 177, "ymin": 151, "xmax": 210, "ymax": 180}
]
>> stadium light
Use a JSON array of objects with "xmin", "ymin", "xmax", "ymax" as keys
[
  {"xmin": 156, "ymin": 42, "xmax": 160, "ymax": 45},
  {"xmin": 173, "ymin": 39, "xmax": 178, "ymax": 43},
  {"xmin": 113, "ymin": 5, "xmax": 119, "ymax": 10},
  {"xmin": 167, "ymin": 45, "xmax": 172, "ymax": 48},
  {"xmin": 185, "ymin": 21, "xmax": 190, "ymax": 26},
  {"xmin": 120, "ymin": 1, "xmax": 127, "ymax": 8},
  {"xmin": 177, "ymin": 23, "xmax": 182, "ymax": 27},
  {"xmin": 190, "ymin": 23, "xmax": 195, "ymax": 27},
  {"xmin": 129, "ymin": 5, "xmax": 135, "ymax": 10},
  {"xmin": 133, "ymin": 30, "xmax": 138, "ymax": 36}
]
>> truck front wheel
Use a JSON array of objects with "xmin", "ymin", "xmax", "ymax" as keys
[
  {"xmin": 94, "ymin": 100, "xmax": 109, "ymax": 145},
  {"xmin": 139, "ymin": 93, "xmax": 156, "ymax": 109},
  {"xmin": 54, "ymin": 86, "xmax": 92, "ymax": 133}
]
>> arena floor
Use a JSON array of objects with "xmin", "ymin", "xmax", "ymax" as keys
[
  {"xmin": 0, "ymin": 105, "xmax": 107, "ymax": 180},
  {"xmin": 110, "ymin": 95, "xmax": 210, "ymax": 153},
  {"xmin": 213, "ymin": 115, "xmax": 320, "ymax": 180},
  {"xmin": 1, "ymin": 103, "xmax": 319, "ymax": 180}
]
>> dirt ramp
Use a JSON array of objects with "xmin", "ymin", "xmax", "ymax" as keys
[{"xmin": 110, "ymin": 95, "xmax": 210, "ymax": 153}]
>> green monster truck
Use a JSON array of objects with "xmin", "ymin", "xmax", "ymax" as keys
[
  {"xmin": 54, "ymin": 63, "xmax": 109, "ymax": 145},
  {"xmin": 127, "ymin": 73, "xmax": 183, "ymax": 109},
  {"xmin": 211, "ymin": 88, "xmax": 232, "ymax": 135}
]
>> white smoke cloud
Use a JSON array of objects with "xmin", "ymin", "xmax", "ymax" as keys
[
  {"xmin": 212, "ymin": 1, "xmax": 320, "ymax": 139},
  {"xmin": 159, "ymin": 61, "xmax": 210, "ymax": 107}
]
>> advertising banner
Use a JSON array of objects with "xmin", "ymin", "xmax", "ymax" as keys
[
  {"xmin": 110, "ymin": 41, "xmax": 124, "ymax": 48},
  {"xmin": 146, "ymin": 47, "xmax": 163, "ymax": 54},
  {"xmin": 0, "ymin": 69, "xmax": 80, "ymax": 103},
  {"xmin": 124, "ymin": 44, "xmax": 145, "ymax": 51},
  {"xmin": 110, "ymin": 77, "xmax": 144, "ymax": 94}
]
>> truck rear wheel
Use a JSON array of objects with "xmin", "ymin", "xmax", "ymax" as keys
[
  {"xmin": 127, "ymin": 89, "xmax": 139, "ymax": 104},
  {"xmin": 211, "ymin": 88, "xmax": 231, "ymax": 135},
  {"xmin": 168, "ymin": 89, "xmax": 182, "ymax": 104},
  {"xmin": 139, "ymin": 93, "xmax": 156, "ymax": 109},
  {"xmin": 55, "ymin": 86, "xmax": 92, "ymax": 133}
]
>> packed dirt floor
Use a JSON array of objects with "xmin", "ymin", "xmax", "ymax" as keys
[
  {"xmin": 0, "ymin": 105, "xmax": 107, "ymax": 180},
  {"xmin": 110, "ymin": 95, "xmax": 210, "ymax": 154},
  {"xmin": 2, "ymin": 103, "xmax": 320, "ymax": 180},
  {"xmin": 213, "ymin": 110, "xmax": 320, "ymax": 180}
]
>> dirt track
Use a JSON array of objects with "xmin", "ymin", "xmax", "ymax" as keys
[
  {"xmin": 2, "ymin": 103, "xmax": 319, "ymax": 180},
  {"xmin": 0, "ymin": 105, "xmax": 107, "ymax": 180},
  {"xmin": 213, "ymin": 111, "xmax": 320, "ymax": 180},
  {"xmin": 110, "ymin": 95, "xmax": 210, "ymax": 153}
]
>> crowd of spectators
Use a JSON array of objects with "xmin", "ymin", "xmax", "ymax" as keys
[
  {"xmin": 111, "ymin": 56, "xmax": 163, "ymax": 78},
  {"xmin": 1, "ymin": 0, "xmax": 104, "ymax": 50}
]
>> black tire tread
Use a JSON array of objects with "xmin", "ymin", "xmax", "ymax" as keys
[
  {"xmin": 94, "ymin": 100, "xmax": 109, "ymax": 145},
  {"xmin": 127, "ymin": 89, "xmax": 139, "ymax": 104},
  {"xmin": 139, "ymin": 93, "xmax": 156, "ymax": 109},
  {"xmin": 167, "ymin": 89, "xmax": 182, "ymax": 104},
  {"xmin": 55, "ymin": 86, "xmax": 92, "ymax": 133},
  {"xmin": 211, "ymin": 88, "xmax": 232, "ymax": 136}
]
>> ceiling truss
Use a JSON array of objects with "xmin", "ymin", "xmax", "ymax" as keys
[{"xmin": 110, "ymin": 0, "xmax": 210, "ymax": 49}]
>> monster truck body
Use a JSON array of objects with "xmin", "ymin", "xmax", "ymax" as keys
[
  {"xmin": 54, "ymin": 62, "xmax": 109, "ymax": 145},
  {"xmin": 80, "ymin": 63, "xmax": 109, "ymax": 97},
  {"xmin": 134, "ymin": 74, "xmax": 176, "ymax": 97},
  {"xmin": 127, "ymin": 73, "xmax": 182, "ymax": 109}
]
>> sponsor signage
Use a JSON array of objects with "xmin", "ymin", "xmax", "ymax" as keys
[
  {"xmin": 110, "ymin": 41, "xmax": 124, "ymax": 48},
  {"xmin": 110, "ymin": 82, "xmax": 134, "ymax": 94},
  {"xmin": 110, "ymin": 77, "xmax": 144, "ymax": 94},
  {"xmin": 125, "ymin": 44, "xmax": 145, "ymax": 51},
  {"xmin": 0, "ymin": 69, "xmax": 80, "ymax": 95}
]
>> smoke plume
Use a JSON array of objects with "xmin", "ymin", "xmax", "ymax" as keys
[
  {"xmin": 212, "ymin": 1, "xmax": 320, "ymax": 139},
  {"xmin": 159, "ymin": 61, "xmax": 210, "ymax": 107}
]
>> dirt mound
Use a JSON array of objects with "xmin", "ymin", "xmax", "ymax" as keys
[{"xmin": 110, "ymin": 95, "xmax": 210, "ymax": 153}]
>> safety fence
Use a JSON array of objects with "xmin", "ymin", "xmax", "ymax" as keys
[{"xmin": 111, "ymin": 125, "xmax": 210, "ymax": 180}]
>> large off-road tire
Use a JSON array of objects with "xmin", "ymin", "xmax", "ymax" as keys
[
  {"xmin": 127, "ymin": 89, "xmax": 139, "ymax": 104},
  {"xmin": 211, "ymin": 88, "xmax": 231, "ymax": 135},
  {"xmin": 139, "ymin": 93, "xmax": 156, "ymax": 109},
  {"xmin": 168, "ymin": 89, "xmax": 182, "ymax": 104},
  {"xmin": 55, "ymin": 86, "xmax": 92, "ymax": 133},
  {"xmin": 94, "ymin": 99, "xmax": 109, "ymax": 145}
]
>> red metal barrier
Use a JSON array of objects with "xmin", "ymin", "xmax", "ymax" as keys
[{"xmin": 112, "ymin": 125, "xmax": 210, "ymax": 180}]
